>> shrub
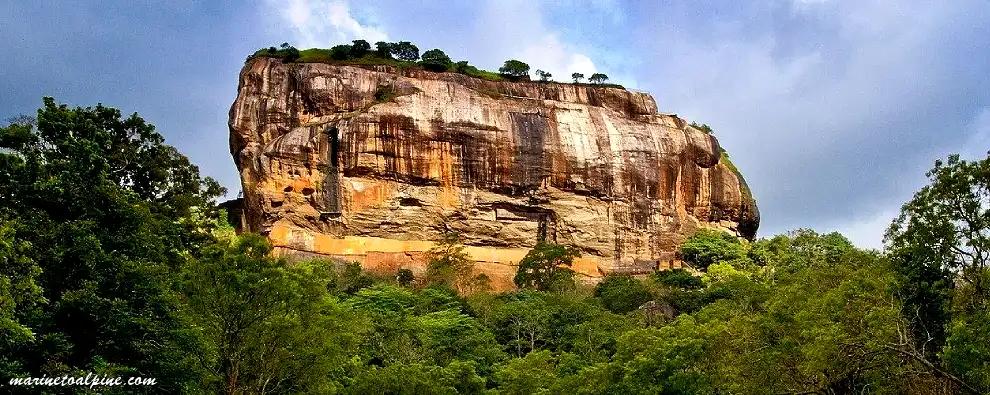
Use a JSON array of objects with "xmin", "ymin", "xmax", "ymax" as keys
[
  {"xmin": 594, "ymin": 275, "xmax": 652, "ymax": 314},
  {"xmin": 455, "ymin": 61, "xmax": 504, "ymax": 81},
  {"xmin": 330, "ymin": 44, "xmax": 352, "ymax": 60},
  {"xmin": 690, "ymin": 122, "xmax": 714, "ymax": 134},
  {"xmin": 374, "ymin": 84, "xmax": 397, "ymax": 103},
  {"xmin": 396, "ymin": 268, "xmax": 414, "ymax": 286},
  {"xmin": 653, "ymin": 269, "xmax": 703, "ymax": 289},
  {"xmin": 679, "ymin": 229, "xmax": 745, "ymax": 270},
  {"xmin": 333, "ymin": 262, "xmax": 374, "ymax": 294}
]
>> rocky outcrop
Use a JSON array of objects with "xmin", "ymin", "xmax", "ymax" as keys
[{"xmin": 229, "ymin": 57, "xmax": 758, "ymax": 290}]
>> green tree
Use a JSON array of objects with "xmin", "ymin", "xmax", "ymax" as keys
[
  {"xmin": 330, "ymin": 44, "xmax": 353, "ymax": 60},
  {"xmin": 283, "ymin": 46, "xmax": 300, "ymax": 62},
  {"xmin": 592, "ymin": 231, "xmax": 936, "ymax": 393},
  {"xmin": 588, "ymin": 73, "xmax": 609, "ymax": 84},
  {"xmin": 350, "ymin": 39, "xmax": 371, "ymax": 58},
  {"xmin": 499, "ymin": 59, "xmax": 530, "ymax": 78},
  {"xmin": 183, "ymin": 234, "xmax": 367, "ymax": 394},
  {"xmin": 425, "ymin": 233, "xmax": 478, "ymax": 293},
  {"xmin": 886, "ymin": 153, "xmax": 990, "ymax": 392},
  {"xmin": 374, "ymin": 41, "xmax": 392, "ymax": 58},
  {"xmin": 420, "ymin": 48, "xmax": 452, "ymax": 72},
  {"xmin": 593, "ymin": 275, "xmax": 652, "ymax": 314},
  {"xmin": 453, "ymin": 60, "xmax": 471, "ymax": 72},
  {"xmin": 0, "ymin": 218, "xmax": 43, "ymax": 377},
  {"xmin": 943, "ymin": 308, "xmax": 990, "ymax": 391},
  {"xmin": 535, "ymin": 69, "xmax": 552, "ymax": 82},
  {"xmin": 347, "ymin": 361, "xmax": 486, "ymax": 395},
  {"xmin": 0, "ymin": 98, "xmax": 224, "ymax": 391},
  {"xmin": 333, "ymin": 262, "xmax": 375, "ymax": 294},
  {"xmin": 571, "ymin": 72, "xmax": 584, "ymax": 83},
  {"xmin": 690, "ymin": 122, "xmax": 714, "ymax": 134},
  {"xmin": 494, "ymin": 350, "xmax": 558, "ymax": 394},
  {"xmin": 651, "ymin": 269, "xmax": 709, "ymax": 316},
  {"xmin": 679, "ymin": 229, "xmax": 746, "ymax": 270},
  {"xmin": 347, "ymin": 284, "xmax": 505, "ymax": 370},
  {"xmin": 514, "ymin": 242, "xmax": 579, "ymax": 291},
  {"xmin": 391, "ymin": 41, "xmax": 420, "ymax": 61}
]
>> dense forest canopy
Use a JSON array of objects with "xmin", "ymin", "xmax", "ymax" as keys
[{"xmin": 1, "ymin": 99, "xmax": 988, "ymax": 393}]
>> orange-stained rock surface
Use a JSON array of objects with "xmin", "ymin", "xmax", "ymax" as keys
[{"xmin": 229, "ymin": 57, "xmax": 758, "ymax": 289}]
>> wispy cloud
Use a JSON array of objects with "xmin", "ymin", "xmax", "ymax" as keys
[
  {"xmin": 268, "ymin": 0, "xmax": 388, "ymax": 48},
  {"xmin": 626, "ymin": 0, "xmax": 990, "ymax": 246},
  {"xmin": 470, "ymin": 0, "xmax": 599, "ymax": 81}
]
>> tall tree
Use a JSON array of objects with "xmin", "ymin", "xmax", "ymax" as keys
[
  {"xmin": 420, "ymin": 49, "xmax": 452, "ymax": 72},
  {"xmin": 350, "ymin": 39, "xmax": 371, "ymax": 58},
  {"xmin": 513, "ymin": 243, "xmax": 579, "ymax": 291},
  {"xmin": 391, "ymin": 41, "xmax": 420, "ymax": 61},
  {"xmin": 499, "ymin": 60, "xmax": 531, "ymax": 79},
  {"xmin": 535, "ymin": 69, "xmax": 552, "ymax": 82},
  {"xmin": 679, "ymin": 229, "xmax": 746, "ymax": 270},
  {"xmin": 0, "ymin": 218, "xmax": 43, "ymax": 377},
  {"xmin": 0, "ymin": 98, "xmax": 225, "ymax": 391},
  {"xmin": 588, "ymin": 73, "xmax": 609, "ymax": 84},
  {"xmin": 571, "ymin": 72, "xmax": 584, "ymax": 83},
  {"xmin": 183, "ymin": 234, "xmax": 365, "ymax": 394},
  {"xmin": 330, "ymin": 44, "xmax": 353, "ymax": 60},
  {"xmin": 374, "ymin": 41, "xmax": 392, "ymax": 58},
  {"xmin": 425, "ymin": 233, "xmax": 481, "ymax": 293},
  {"xmin": 887, "ymin": 153, "xmax": 990, "ymax": 392}
]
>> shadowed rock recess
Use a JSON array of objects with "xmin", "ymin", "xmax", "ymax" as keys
[{"xmin": 229, "ymin": 57, "xmax": 759, "ymax": 289}]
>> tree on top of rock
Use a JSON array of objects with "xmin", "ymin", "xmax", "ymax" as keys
[
  {"xmin": 350, "ymin": 40, "xmax": 371, "ymax": 58},
  {"xmin": 391, "ymin": 41, "xmax": 420, "ymax": 61},
  {"xmin": 421, "ymin": 49, "xmax": 452, "ymax": 72},
  {"xmin": 330, "ymin": 44, "xmax": 352, "ymax": 60},
  {"xmin": 588, "ymin": 73, "xmax": 609, "ymax": 84},
  {"xmin": 535, "ymin": 69, "xmax": 552, "ymax": 82},
  {"xmin": 375, "ymin": 41, "xmax": 392, "ymax": 58},
  {"xmin": 499, "ymin": 60, "xmax": 530, "ymax": 79}
]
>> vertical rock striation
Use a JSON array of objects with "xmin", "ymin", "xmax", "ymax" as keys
[{"xmin": 229, "ymin": 57, "xmax": 758, "ymax": 289}]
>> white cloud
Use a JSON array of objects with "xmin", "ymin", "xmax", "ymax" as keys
[
  {"xmin": 267, "ymin": 0, "xmax": 388, "ymax": 48},
  {"xmin": 831, "ymin": 208, "xmax": 897, "ymax": 250},
  {"xmin": 628, "ymin": 1, "xmax": 989, "ymax": 246},
  {"xmin": 518, "ymin": 34, "xmax": 597, "ymax": 82},
  {"xmin": 471, "ymin": 0, "xmax": 600, "ymax": 82}
]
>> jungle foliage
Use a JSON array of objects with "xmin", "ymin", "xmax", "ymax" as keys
[{"xmin": 1, "ymin": 99, "xmax": 988, "ymax": 393}]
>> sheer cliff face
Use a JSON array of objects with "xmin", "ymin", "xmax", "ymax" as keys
[{"xmin": 230, "ymin": 57, "xmax": 758, "ymax": 289}]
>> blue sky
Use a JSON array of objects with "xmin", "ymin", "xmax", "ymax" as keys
[{"xmin": 3, "ymin": 0, "xmax": 989, "ymax": 248}]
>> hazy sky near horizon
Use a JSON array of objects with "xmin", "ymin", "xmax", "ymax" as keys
[{"xmin": 3, "ymin": 0, "xmax": 989, "ymax": 248}]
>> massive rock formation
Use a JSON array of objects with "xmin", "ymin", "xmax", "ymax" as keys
[{"xmin": 229, "ymin": 57, "xmax": 758, "ymax": 289}]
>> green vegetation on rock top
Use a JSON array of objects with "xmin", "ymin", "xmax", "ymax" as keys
[{"xmin": 250, "ymin": 40, "xmax": 625, "ymax": 88}]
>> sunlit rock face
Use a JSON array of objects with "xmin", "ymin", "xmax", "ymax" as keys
[{"xmin": 229, "ymin": 57, "xmax": 758, "ymax": 290}]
